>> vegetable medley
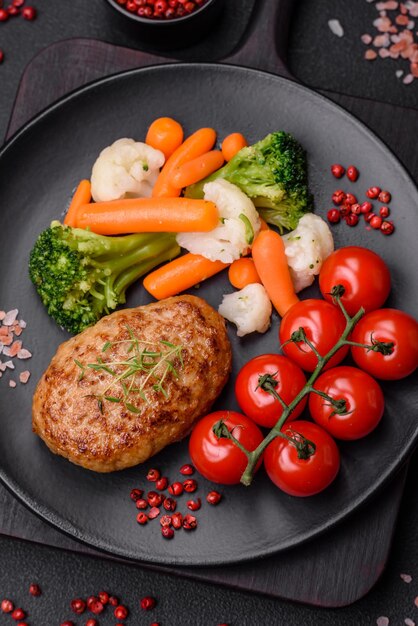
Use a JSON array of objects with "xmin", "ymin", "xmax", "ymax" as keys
[{"xmin": 27, "ymin": 116, "xmax": 418, "ymax": 497}]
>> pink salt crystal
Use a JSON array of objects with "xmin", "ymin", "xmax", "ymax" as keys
[
  {"xmin": 415, "ymin": 597, "xmax": 418, "ymax": 607},
  {"xmin": 361, "ymin": 33, "xmax": 373, "ymax": 44},
  {"xmin": 374, "ymin": 16, "xmax": 393, "ymax": 31},
  {"xmin": 0, "ymin": 362, "xmax": 6, "ymax": 372},
  {"xmin": 380, "ymin": 10, "xmax": 388, "ymax": 16},
  {"xmin": 2, "ymin": 347, "xmax": 12, "ymax": 357},
  {"xmin": 13, "ymin": 325, "xmax": 22, "ymax": 337},
  {"xmin": 377, "ymin": 618, "xmax": 390, "ymax": 626},
  {"xmin": 405, "ymin": 619, "xmax": 415, "ymax": 626},
  {"xmin": 0, "ymin": 311, "xmax": 5, "ymax": 321},
  {"xmin": 17, "ymin": 348, "xmax": 32, "ymax": 360},
  {"xmin": 328, "ymin": 19, "xmax": 344, "ymax": 37},
  {"xmin": 19, "ymin": 371, "xmax": 30, "ymax": 384},
  {"xmin": 1, "ymin": 335, "xmax": 12, "ymax": 346},
  {"xmin": 403, "ymin": 72, "xmax": 414, "ymax": 81},
  {"xmin": 407, "ymin": 19, "xmax": 415, "ymax": 27},
  {"xmin": 4, "ymin": 360, "xmax": 14, "ymax": 370},
  {"xmin": 19, "ymin": 319, "xmax": 26, "ymax": 328},
  {"xmin": 411, "ymin": 62, "xmax": 418, "ymax": 75},
  {"xmin": 8, "ymin": 341, "xmax": 22, "ymax": 358},
  {"xmin": 400, "ymin": 2, "xmax": 408, "ymax": 12},
  {"xmin": 376, "ymin": 0, "xmax": 399, "ymax": 7},
  {"xmin": 9, "ymin": 380, "xmax": 16, "ymax": 388},
  {"xmin": 400, "ymin": 573, "xmax": 412, "ymax": 583},
  {"xmin": 365, "ymin": 49, "xmax": 379, "ymax": 59},
  {"xmin": 396, "ymin": 68, "xmax": 405, "ymax": 76},
  {"xmin": 406, "ymin": 0, "xmax": 418, "ymax": 16},
  {"xmin": 374, "ymin": 32, "xmax": 391, "ymax": 45},
  {"xmin": 2, "ymin": 309, "xmax": 18, "ymax": 326},
  {"xmin": 379, "ymin": 47, "xmax": 392, "ymax": 55}
]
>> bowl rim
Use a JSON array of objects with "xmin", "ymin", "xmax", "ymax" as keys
[{"xmin": 104, "ymin": 0, "xmax": 218, "ymax": 26}]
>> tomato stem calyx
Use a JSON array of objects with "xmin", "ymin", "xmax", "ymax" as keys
[
  {"xmin": 308, "ymin": 388, "xmax": 350, "ymax": 417},
  {"xmin": 256, "ymin": 373, "xmax": 288, "ymax": 410},
  {"xmin": 212, "ymin": 419, "xmax": 251, "ymax": 460}
]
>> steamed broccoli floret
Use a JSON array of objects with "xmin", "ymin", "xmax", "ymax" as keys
[
  {"xmin": 29, "ymin": 221, "xmax": 180, "ymax": 334},
  {"xmin": 186, "ymin": 131, "xmax": 313, "ymax": 233}
]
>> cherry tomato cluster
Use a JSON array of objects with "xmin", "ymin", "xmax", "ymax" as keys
[{"xmin": 189, "ymin": 246, "xmax": 418, "ymax": 497}]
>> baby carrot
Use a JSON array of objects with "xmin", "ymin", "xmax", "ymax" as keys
[
  {"xmin": 251, "ymin": 230, "xmax": 299, "ymax": 317},
  {"xmin": 76, "ymin": 197, "xmax": 219, "ymax": 235},
  {"xmin": 143, "ymin": 253, "xmax": 228, "ymax": 300},
  {"xmin": 64, "ymin": 180, "xmax": 91, "ymax": 227},
  {"xmin": 145, "ymin": 117, "xmax": 184, "ymax": 160},
  {"xmin": 171, "ymin": 150, "xmax": 224, "ymax": 189},
  {"xmin": 152, "ymin": 127, "xmax": 217, "ymax": 198},
  {"xmin": 221, "ymin": 133, "xmax": 248, "ymax": 162},
  {"xmin": 228, "ymin": 257, "xmax": 262, "ymax": 290}
]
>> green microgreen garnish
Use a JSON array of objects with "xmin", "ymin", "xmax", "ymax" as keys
[{"xmin": 74, "ymin": 325, "xmax": 183, "ymax": 415}]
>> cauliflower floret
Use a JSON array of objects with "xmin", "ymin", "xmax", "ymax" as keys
[
  {"xmin": 90, "ymin": 138, "xmax": 165, "ymax": 202},
  {"xmin": 218, "ymin": 283, "xmax": 272, "ymax": 337},
  {"xmin": 282, "ymin": 214, "xmax": 334, "ymax": 293},
  {"xmin": 177, "ymin": 179, "xmax": 261, "ymax": 264}
]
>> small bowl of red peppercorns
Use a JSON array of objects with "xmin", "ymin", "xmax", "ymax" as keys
[{"xmin": 104, "ymin": 0, "xmax": 224, "ymax": 50}]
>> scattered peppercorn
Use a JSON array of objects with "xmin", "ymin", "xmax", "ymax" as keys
[
  {"xmin": 366, "ymin": 186, "xmax": 381, "ymax": 199},
  {"xmin": 156, "ymin": 476, "xmax": 169, "ymax": 490},
  {"xmin": 168, "ymin": 481, "xmax": 183, "ymax": 496},
  {"xmin": 29, "ymin": 583, "xmax": 41, "ymax": 597},
  {"xmin": 345, "ymin": 214, "xmax": 359, "ymax": 227},
  {"xmin": 11, "ymin": 608, "xmax": 26, "ymax": 620},
  {"xmin": 346, "ymin": 165, "xmax": 359, "ymax": 182},
  {"xmin": 379, "ymin": 206, "xmax": 390, "ymax": 218},
  {"xmin": 327, "ymin": 208, "xmax": 340, "ymax": 224},
  {"xmin": 345, "ymin": 193, "xmax": 357, "ymax": 205},
  {"xmin": 187, "ymin": 497, "xmax": 201, "ymax": 511},
  {"xmin": 140, "ymin": 596, "xmax": 157, "ymax": 611},
  {"xmin": 381, "ymin": 220, "xmax": 395, "ymax": 235},
  {"xmin": 360, "ymin": 201, "xmax": 372, "ymax": 214},
  {"xmin": 161, "ymin": 526, "xmax": 175, "ymax": 539},
  {"xmin": 146, "ymin": 468, "xmax": 160, "ymax": 482},
  {"xmin": 332, "ymin": 190, "xmax": 346, "ymax": 205},
  {"xmin": 70, "ymin": 598, "xmax": 86, "ymax": 614},
  {"xmin": 163, "ymin": 497, "xmax": 177, "ymax": 512},
  {"xmin": 206, "ymin": 491, "xmax": 222, "ymax": 505},
  {"xmin": 378, "ymin": 190, "xmax": 391, "ymax": 204},
  {"xmin": 331, "ymin": 163, "xmax": 345, "ymax": 178},
  {"xmin": 179, "ymin": 463, "xmax": 195, "ymax": 475},
  {"xmin": 98, "ymin": 591, "xmax": 109, "ymax": 605},
  {"xmin": 137, "ymin": 512, "xmax": 148, "ymax": 524},
  {"xmin": 183, "ymin": 514, "xmax": 198, "ymax": 530},
  {"xmin": 183, "ymin": 478, "xmax": 198, "ymax": 493},
  {"xmin": 1, "ymin": 599, "xmax": 14, "ymax": 613},
  {"xmin": 370, "ymin": 215, "xmax": 383, "ymax": 229},
  {"xmin": 130, "ymin": 488, "xmax": 143, "ymax": 501},
  {"xmin": 114, "ymin": 605, "xmax": 129, "ymax": 620}
]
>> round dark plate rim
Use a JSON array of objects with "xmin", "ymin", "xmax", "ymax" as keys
[{"xmin": 1, "ymin": 62, "xmax": 417, "ymax": 566}]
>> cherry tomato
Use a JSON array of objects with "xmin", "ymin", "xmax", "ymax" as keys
[
  {"xmin": 279, "ymin": 299, "xmax": 349, "ymax": 372},
  {"xmin": 309, "ymin": 366, "xmax": 384, "ymax": 440},
  {"xmin": 235, "ymin": 354, "xmax": 307, "ymax": 428},
  {"xmin": 189, "ymin": 411, "xmax": 264, "ymax": 484},
  {"xmin": 319, "ymin": 246, "xmax": 391, "ymax": 316},
  {"xmin": 264, "ymin": 421, "xmax": 340, "ymax": 497},
  {"xmin": 351, "ymin": 309, "xmax": 418, "ymax": 380}
]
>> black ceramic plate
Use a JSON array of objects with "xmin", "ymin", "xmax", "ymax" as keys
[{"xmin": 0, "ymin": 64, "xmax": 417, "ymax": 566}]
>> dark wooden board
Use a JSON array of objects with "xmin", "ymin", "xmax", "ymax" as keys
[{"xmin": 2, "ymin": 32, "xmax": 418, "ymax": 605}]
